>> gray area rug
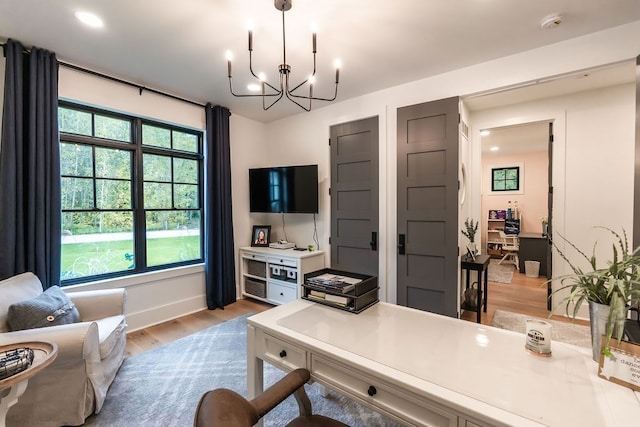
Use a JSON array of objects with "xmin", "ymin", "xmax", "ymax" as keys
[
  {"xmin": 487, "ymin": 259, "xmax": 514, "ymax": 284},
  {"xmin": 491, "ymin": 309, "xmax": 591, "ymax": 348},
  {"xmin": 85, "ymin": 314, "xmax": 400, "ymax": 427}
]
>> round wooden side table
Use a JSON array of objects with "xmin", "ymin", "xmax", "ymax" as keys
[{"xmin": 0, "ymin": 341, "xmax": 58, "ymax": 427}]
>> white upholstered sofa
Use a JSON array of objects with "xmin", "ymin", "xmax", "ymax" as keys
[{"xmin": 0, "ymin": 272, "xmax": 127, "ymax": 426}]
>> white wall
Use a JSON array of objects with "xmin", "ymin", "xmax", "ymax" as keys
[
  {"xmin": 262, "ymin": 21, "xmax": 640, "ymax": 306},
  {"xmin": 471, "ymin": 83, "xmax": 636, "ymax": 319}
]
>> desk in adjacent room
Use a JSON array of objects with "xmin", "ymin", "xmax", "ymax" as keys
[{"xmin": 517, "ymin": 232, "xmax": 548, "ymax": 276}]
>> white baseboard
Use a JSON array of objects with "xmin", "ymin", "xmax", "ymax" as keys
[{"xmin": 126, "ymin": 294, "xmax": 206, "ymax": 332}]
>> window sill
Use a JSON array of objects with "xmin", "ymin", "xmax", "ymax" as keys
[{"xmin": 63, "ymin": 263, "xmax": 205, "ymax": 291}]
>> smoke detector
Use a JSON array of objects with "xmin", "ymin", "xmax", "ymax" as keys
[{"xmin": 540, "ymin": 14, "xmax": 563, "ymax": 29}]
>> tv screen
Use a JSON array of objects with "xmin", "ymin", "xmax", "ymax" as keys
[{"xmin": 249, "ymin": 165, "xmax": 319, "ymax": 214}]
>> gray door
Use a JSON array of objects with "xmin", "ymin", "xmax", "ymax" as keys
[
  {"xmin": 397, "ymin": 97, "xmax": 459, "ymax": 317},
  {"xmin": 330, "ymin": 116, "xmax": 379, "ymax": 277}
]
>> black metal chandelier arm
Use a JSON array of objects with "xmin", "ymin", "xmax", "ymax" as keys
[
  {"xmin": 263, "ymin": 91, "xmax": 285, "ymax": 110},
  {"xmin": 228, "ymin": 78, "xmax": 282, "ymax": 98},
  {"xmin": 287, "ymin": 83, "xmax": 338, "ymax": 102},
  {"xmin": 284, "ymin": 90, "xmax": 311, "ymax": 112},
  {"xmin": 247, "ymin": 51, "xmax": 281, "ymax": 93},
  {"xmin": 288, "ymin": 53, "xmax": 317, "ymax": 93}
]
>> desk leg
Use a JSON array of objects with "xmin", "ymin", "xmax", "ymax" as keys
[
  {"xmin": 0, "ymin": 380, "xmax": 28, "ymax": 427},
  {"xmin": 483, "ymin": 266, "xmax": 489, "ymax": 313},
  {"xmin": 247, "ymin": 324, "xmax": 264, "ymax": 426}
]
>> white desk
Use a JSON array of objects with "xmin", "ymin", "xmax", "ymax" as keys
[{"xmin": 247, "ymin": 300, "xmax": 640, "ymax": 427}]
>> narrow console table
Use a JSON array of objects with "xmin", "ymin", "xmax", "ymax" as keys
[
  {"xmin": 239, "ymin": 246, "xmax": 325, "ymax": 306},
  {"xmin": 460, "ymin": 254, "xmax": 490, "ymax": 323},
  {"xmin": 247, "ymin": 300, "xmax": 640, "ymax": 427}
]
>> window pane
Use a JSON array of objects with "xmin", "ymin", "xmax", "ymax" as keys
[
  {"xmin": 146, "ymin": 210, "xmax": 201, "ymax": 266},
  {"xmin": 493, "ymin": 169, "xmax": 505, "ymax": 180},
  {"xmin": 493, "ymin": 180, "xmax": 505, "ymax": 191},
  {"xmin": 505, "ymin": 179, "xmax": 518, "ymax": 190},
  {"xmin": 96, "ymin": 179, "xmax": 132, "ymax": 209},
  {"xmin": 173, "ymin": 158, "xmax": 198, "ymax": 184},
  {"xmin": 94, "ymin": 115, "xmax": 131, "ymax": 142},
  {"xmin": 144, "ymin": 182, "xmax": 172, "ymax": 208},
  {"xmin": 61, "ymin": 211, "xmax": 134, "ymax": 280},
  {"xmin": 61, "ymin": 177, "xmax": 94, "ymax": 209},
  {"xmin": 173, "ymin": 131, "xmax": 198, "ymax": 153},
  {"xmin": 60, "ymin": 143, "xmax": 93, "ymax": 177},
  {"xmin": 143, "ymin": 154, "xmax": 172, "ymax": 182},
  {"xmin": 59, "ymin": 107, "xmax": 92, "ymax": 136},
  {"xmin": 95, "ymin": 148, "xmax": 131, "ymax": 179},
  {"xmin": 143, "ymin": 124, "xmax": 171, "ymax": 148},
  {"xmin": 506, "ymin": 168, "xmax": 518, "ymax": 180},
  {"xmin": 174, "ymin": 184, "xmax": 198, "ymax": 208}
]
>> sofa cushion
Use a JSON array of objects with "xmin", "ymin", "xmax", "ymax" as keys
[
  {"xmin": 0, "ymin": 272, "xmax": 44, "ymax": 332},
  {"xmin": 7, "ymin": 285, "xmax": 81, "ymax": 331},
  {"xmin": 95, "ymin": 315, "xmax": 127, "ymax": 359}
]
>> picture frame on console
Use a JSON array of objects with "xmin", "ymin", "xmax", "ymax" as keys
[{"xmin": 251, "ymin": 225, "xmax": 271, "ymax": 247}]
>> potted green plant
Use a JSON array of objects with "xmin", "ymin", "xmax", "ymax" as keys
[
  {"xmin": 461, "ymin": 218, "xmax": 479, "ymax": 255},
  {"xmin": 550, "ymin": 227, "xmax": 640, "ymax": 361}
]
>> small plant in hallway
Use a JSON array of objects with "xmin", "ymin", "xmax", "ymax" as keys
[{"xmin": 461, "ymin": 218, "xmax": 478, "ymax": 243}]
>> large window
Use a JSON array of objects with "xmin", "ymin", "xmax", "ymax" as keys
[{"xmin": 59, "ymin": 103, "xmax": 203, "ymax": 284}]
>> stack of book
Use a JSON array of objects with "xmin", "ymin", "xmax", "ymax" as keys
[
  {"xmin": 306, "ymin": 290, "xmax": 350, "ymax": 306},
  {"xmin": 305, "ymin": 274, "xmax": 361, "ymax": 293}
]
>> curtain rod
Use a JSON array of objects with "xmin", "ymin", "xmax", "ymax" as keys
[{"xmin": 1, "ymin": 42, "xmax": 207, "ymax": 108}]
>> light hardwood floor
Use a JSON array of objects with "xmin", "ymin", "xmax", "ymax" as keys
[{"xmin": 126, "ymin": 269, "xmax": 587, "ymax": 357}]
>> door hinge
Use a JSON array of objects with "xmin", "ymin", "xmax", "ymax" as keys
[
  {"xmin": 458, "ymin": 180, "xmax": 460, "ymax": 190},
  {"xmin": 549, "ymin": 186, "xmax": 553, "ymax": 194},
  {"xmin": 549, "ymin": 134, "xmax": 554, "ymax": 143},
  {"xmin": 329, "ymin": 187, "xmax": 331, "ymax": 196},
  {"xmin": 458, "ymin": 113, "xmax": 461, "ymax": 124},
  {"xmin": 329, "ymin": 138, "xmax": 331, "ymax": 146},
  {"xmin": 329, "ymin": 237, "xmax": 332, "ymax": 244}
]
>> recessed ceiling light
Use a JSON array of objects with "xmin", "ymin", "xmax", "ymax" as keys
[
  {"xmin": 247, "ymin": 83, "xmax": 261, "ymax": 92},
  {"xmin": 480, "ymin": 130, "xmax": 491, "ymax": 136},
  {"xmin": 74, "ymin": 11, "xmax": 104, "ymax": 28},
  {"xmin": 490, "ymin": 146, "xmax": 499, "ymax": 152}
]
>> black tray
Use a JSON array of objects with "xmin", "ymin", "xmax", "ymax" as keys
[{"xmin": 303, "ymin": 268, "xmax": 377, "ymax": 296}]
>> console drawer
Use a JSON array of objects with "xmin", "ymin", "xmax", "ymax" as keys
[
  {"xmin": 259, "ymin": 332, "xmax": 307, "ymax": 372},
  {"xmin": 267, "ymin": 256, "xmax": 297, "ymax": 268},
  {"xmin": 311, "ymin": 355, "xmax": 457, "ymax": 427},
  {"xmin": 268, "ymin": 282, "xmax": 297, "ymax": 304}
]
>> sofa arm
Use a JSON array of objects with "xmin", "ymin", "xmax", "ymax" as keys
[
  {"xmin": 0, "ymin": 321, "xmax": 99, "ymax": 361},
  {"xmin": 67, "ymin": 288, "xmax": 126, "ymax": 321}
]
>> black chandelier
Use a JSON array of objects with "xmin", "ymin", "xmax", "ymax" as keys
[{"xmin": 226, "ymin": 0, "xmax": 340, "ymax": 111}]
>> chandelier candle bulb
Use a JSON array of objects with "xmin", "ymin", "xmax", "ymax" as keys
[
  {"xmin": 312, "ymin": 32, "xmax": 317, "ymax": 53},
  {"xmin": 335, "ymin": 67, "xmax": 340, "ymax": 84},
  {"xmin": 248, "ymin": 30, "xmax": 253, "ymax": 51}
]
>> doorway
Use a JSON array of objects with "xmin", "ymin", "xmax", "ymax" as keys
[{"xmin": 479, "ymin": 121, "xmax": 552, "ymax": 311}]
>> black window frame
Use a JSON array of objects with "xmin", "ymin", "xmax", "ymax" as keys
[
  {"xmin": 59, "ymin": 101, "xmax": 204, "ymax": 286},
  {"xmin": 491, "ymin": 166, "xmax": 520, "ymax": 192}
]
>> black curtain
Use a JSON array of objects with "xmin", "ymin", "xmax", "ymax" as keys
[
  {"xmin": 0, "ymin": 39, "xmax": 60, "ymax": 288},
  {"xmin": 204, "ymin": 104, "xmax": 236, "ymax": 309}
]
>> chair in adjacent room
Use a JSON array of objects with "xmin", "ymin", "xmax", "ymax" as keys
[
  {"xmin": 194, "ymin": 368, "xmax": 348, "ymax": 427},
  {"xmin": 498, "ymin": 231, "xmax": 520, "ymax": 270}
]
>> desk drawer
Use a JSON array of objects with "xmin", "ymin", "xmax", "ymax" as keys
[
  {"xmin": 260, "ymin": 333, "xmax": 307, "ymax": 372},
  {"xmin": 268, "ymin": 282, "xmax": 297, "ymax": 304},
  {"xmin": 243, "ymin": 253, "xmax": 267, "ymax": 262},
  {"xmin": 311, "ymin": 355, "xmax": 457, "ymax": 427}
]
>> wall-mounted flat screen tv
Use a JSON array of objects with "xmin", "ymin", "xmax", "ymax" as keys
[{"xmin": 249, "ymin": 165, "xmax": 319, "ymax": 214}]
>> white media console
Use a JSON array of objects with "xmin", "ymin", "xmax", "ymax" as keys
[{"xmin": 239, "ymin": 246, "xmax": 325, "ymax": 305}]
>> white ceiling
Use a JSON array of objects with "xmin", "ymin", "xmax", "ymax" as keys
[{"xmin": 1, "ymin": 0, "xmax": 639, "ymax": 123}]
